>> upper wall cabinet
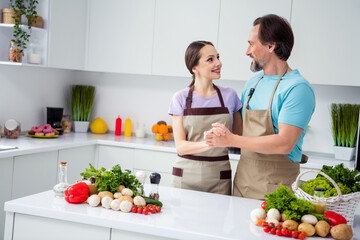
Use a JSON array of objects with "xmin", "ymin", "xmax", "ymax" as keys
[
  {"xmin": 86, "ymin": 0, "xmax": 155, "ymax": 74},
  {"xmin": 289, "ymin": 0, "xmax": 360, "ymax": 86},
  {"xmin": 48, "ymin": 0, "xmax": 87, "ymax": 70},
  {"xmin": 152, "ymin": 0, "xmax": 220, "ymax": 77},
  {"xmin": 218, "ymin": 0, "xmax": 292, "ymax": 81}
]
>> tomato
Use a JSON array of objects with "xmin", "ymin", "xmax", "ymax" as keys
[
  {"xmin": 298, "ymin": 231, "xmax": 307, "ymax": 239},
  {"xmin": 276, "ymin": 228, "xmax": 282, "ymax": 236},
  {"xmin": 263, "ymin": 225, "xmax": 270, "ymax": 233},
  {"xmin": 149, "ymin": 207, "xmax": 156, "ymax": 214},
  {"xmin": 155, "ymin": 206, "xmax": 161, "ymax": 212},
  {"xmin": 261, "ymin": 222, "xmax": 267, "ymax": 227},
  {"xmin": 270, "ymin": 228, "xmax": 276, "ymax": 235},
  {"xmin": 137, "ymin": 207, "xmax": 143, "ymax": 214},
  {"xmin": 131, "ymin": 206, "xmax": 138, "ymax": 213},
  {"xmin": 269, "ymin": 222, "xmax": 274, "ymax": 227},
  {"xmin": 291, "ymin": 230, "xmax": 298, "ymax": 238},
  {"xmin": 142, "ymin": 208, "xmax": 149, "ymax": 215},
  {"xmin": 281, "ymin": 228, "xmax": 288, "ymax": 236},
  {"xmin": 261, "ymin": 201, "xmax": 267, "ymax": 210},
  {"xmin": 287, "ymin": 229, "xmax": 292, "ymax": 237}
]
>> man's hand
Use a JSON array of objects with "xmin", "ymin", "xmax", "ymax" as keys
[{"xmin": 205, "ymin": 123, "xmax": 232, "ymax": 147}]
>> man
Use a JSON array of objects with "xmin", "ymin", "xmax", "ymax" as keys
[{"xmin": 205, "ymin": 14, "xmax": 315, "ymax": 200}]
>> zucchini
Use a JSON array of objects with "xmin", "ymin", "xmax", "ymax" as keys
[{"xmin": 143, "ymin": 196, "xmax": 163, "ymax": 207}]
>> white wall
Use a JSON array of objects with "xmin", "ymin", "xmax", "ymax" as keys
[{"xmin": 0, "ymin": 65, "xmax": 359, "ymax": 155}]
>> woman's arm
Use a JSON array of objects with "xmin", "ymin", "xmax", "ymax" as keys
[{"xmin": 172, "ymin": 115, "xmax": 212, "ymax": 155}]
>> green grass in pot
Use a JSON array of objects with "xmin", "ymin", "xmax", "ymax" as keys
[
  {"xmin": 71, "ymin": 85, "xmax": 95, "ymax": 122},
  {"xmin": 331, "ymin": 103, "xmax": 360, "ymax": 147}
]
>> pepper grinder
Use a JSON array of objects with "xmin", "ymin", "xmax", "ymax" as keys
[{"xmin": 149, "ymin": 172, "xmax": 161, "ymax": 200}]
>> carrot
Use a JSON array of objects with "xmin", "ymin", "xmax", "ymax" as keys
[{"xmin": 256, "ymin": 219, "xmax": 266, "ymax": 226}]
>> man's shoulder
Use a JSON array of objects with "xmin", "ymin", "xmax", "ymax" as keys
[{"xmin": 282, "ymin": 69, "xmax": 313, "ymax": 90}]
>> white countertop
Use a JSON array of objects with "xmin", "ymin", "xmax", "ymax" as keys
[
  {"xmin": 0, "ymin": 132, "xmax": 355, "ymax": 170},
  {"xmin": 4, "ymin": 185, "xmax": 360, "ymax": 240}
]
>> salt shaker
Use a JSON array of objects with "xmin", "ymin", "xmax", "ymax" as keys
[{"xmin": 149, "ymin": 172, "xmax": 161, "ymax": 200}]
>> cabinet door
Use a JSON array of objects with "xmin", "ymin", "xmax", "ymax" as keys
[
  {"xmin": 0, "ymin": 157, "xmax": 13, "ymax": 238},
  {"xmin": 48, "ymin": 0, "xmax": 87, "ymax": 70},
  {"xmin": 12, "ymin": 151, "xmax": 57, "ymax": 199},
  {"xmin": 58, "ymin": 146, "xmax": 96, "ymax": 184},
  {"xmin": 218, "ymin": 0, "xmax": 292, "ymax": 81},
  {"xmin": 87, "ymin": 0, "xmax": 155, "ymax": 74},
  {"xmin": 98, "ymin": 145, "xmax": 134, "ymax": 171},
  {"xmin": 152, "ymin": 0, "xmax": 220, "ymax": 77},
  {"xmin": 290, "ymin": 0, "xmax": 360, "ymax": 86}
]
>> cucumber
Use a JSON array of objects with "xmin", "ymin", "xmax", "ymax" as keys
[{"xmin": 143, "ymin": 196, "xmax": 163, "ymax": 207}]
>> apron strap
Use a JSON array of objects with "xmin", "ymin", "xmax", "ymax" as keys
[
  {"xmin": 244, "ymin": 76, "xmax": 263, "ymax": 110},
  {"xmin": 267, "ymin": 64, "xmax": 288, "ymax": 110},
  {"xmin": 186, "ymin": 84, "xmax": 226, "ymax": 109}
]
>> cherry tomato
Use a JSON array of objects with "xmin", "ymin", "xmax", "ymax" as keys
[
  {"xmin": 270, "ymin": 228, "xmax": 276, "ymax": 235},
  {"xmin": 131, "ymin": 206, "xmax": 138, "ymax": 213},
  {"xmin": 149, "ymin": 207, "xmax": 156, "ymax": 214},
  {"xmin": 155, "ymin": 206, "xmax": 161, "ymax": 212},
  {"xmin": 291, "ymin": 230, "xmax": 298, "ymax": 238},
  {"xmin": 276, "ymin": 228, "xmax": 282, "ymax": 236},
  {"xmin": 261, "ymin": 201, "xmax": 267, "ymax": 210},
  {"xmin": 287, "ymin": 229, "xmax": 292, "ymax": 237},
  {"xmin": 263, "ymin": 225, "xmax": 270, "ymax": 233},
  {"xmin": 281, "ymin": 228, "xmax": 288, "ymax": 236},
  {"xmin": 142, "ymin": 208, "xmax": 149, "ymax": 215},
  {"xmin": 269, "ymin": 222, "xmax": 274, "ymax": 227},
  {"xmin": 276, "ymin": 224, "xmax": 281, "ymax": 229},
  {"xmin": 137, "ymin": 207, "xmax": 143, "ymax": 214},
  {"xmin": 261, "ymin": 222, "xmax": 268, "ymax": 227},
  {"xmin": 298, "ymin": 231, "xmax": 307, "ymax": 239}
]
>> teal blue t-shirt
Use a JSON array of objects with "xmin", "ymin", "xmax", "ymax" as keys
[{"xmin": 241, "ymin": 69, "xmax": 315, "ymax": 162}]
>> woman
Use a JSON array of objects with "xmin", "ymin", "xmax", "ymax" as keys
[{"xmin": 168, "ymin": 41, "xmax": 242, "ymax": 195}]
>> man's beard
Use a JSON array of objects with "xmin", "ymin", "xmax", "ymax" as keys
[{"xmin": 250, "ymin": 59, "xmax": 263, "ymax": 72}]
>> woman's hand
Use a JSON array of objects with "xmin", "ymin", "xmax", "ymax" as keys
[{"xmin": 205, "ymin": 123, "xmax": 232, "ymax": 147}]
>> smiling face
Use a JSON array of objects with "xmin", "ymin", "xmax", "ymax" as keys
[
  {"xmin": 246, "ymin": 25, "xmax": 272, "ymax": 72},
  {"xmin": 192, "ymin": 44, "xmax": 222, "ymax": 80}
]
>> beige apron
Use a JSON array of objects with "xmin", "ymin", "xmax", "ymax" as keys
[
  {"xmin": 233, "ymin": 65, "xmax": 306, "ymax": 200},
  {"xmin": 171, "ymin": 85, "xmax": 232, "ymax": 195}
]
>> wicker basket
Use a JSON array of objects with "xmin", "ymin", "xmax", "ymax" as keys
[
  {"xmin": 2, "ymin": 8, "xmax": 21, "ymax": 24},
  {"xmin": 292, "ymin": 169, "xmax": 360, "ymax": 226}
]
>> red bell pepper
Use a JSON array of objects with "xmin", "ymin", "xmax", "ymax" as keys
[
  {"xmin": 64, "ymin": 182, "xmax": 89, "ymax": 204},
  {"xmin": 324, "ymin": 211, "xmax": 347, "ymax": 226}
]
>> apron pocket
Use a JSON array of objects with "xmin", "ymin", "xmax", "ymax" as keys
[
  {"xmin": 220, "ymin": 170, "xmax": 231, "ymax": 179},
  {"xmin": 172, "ymin": 167, "xmax": 183, "ymax": 177},
  {"xmin": 171, "ymin": 167, "xmax": 183, "ymax": 189}
]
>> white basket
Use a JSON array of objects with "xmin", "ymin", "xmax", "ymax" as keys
[{"xmin": 292, "ymin": 169, "xmax": 360, "ymax": 226}]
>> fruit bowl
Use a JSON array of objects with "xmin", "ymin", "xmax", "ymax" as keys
[
  {"xmin": 154, "ymin": 133, "xmax": 172, "ymax": 141},
  {"xmin": 152, "ymin": 121, "xmax": 173, "ymax": 141}
]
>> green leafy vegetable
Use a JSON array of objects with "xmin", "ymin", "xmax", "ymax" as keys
[
  {"xmin": 265, "ymin": 185, "xmax": 326, "ymax": 222},
  {"xmin": 80, "ymin": 163, "xmax": 143, "ymax": 196}
]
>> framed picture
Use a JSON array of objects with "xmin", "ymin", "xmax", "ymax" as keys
[{"xmin": 355, "ymin": 111, "xmax": 360, "ymax": 170}]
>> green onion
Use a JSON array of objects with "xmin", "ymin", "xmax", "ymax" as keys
[{"xmin": 71, "ymin": 85, "xmax": 95, "ymax": 121}]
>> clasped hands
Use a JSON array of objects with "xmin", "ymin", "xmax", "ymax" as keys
[{"xmin": 204, "ymin": 122, "xmax": 231, "ymax": 147}]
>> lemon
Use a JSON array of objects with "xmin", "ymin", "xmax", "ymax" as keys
[
  {"xmin": 155, "ymin": 134, "xmax": 163, "ymax": 141},
  {"xmin": 90, "ymin": 118, "xmax": 108, "ymax": 134}
]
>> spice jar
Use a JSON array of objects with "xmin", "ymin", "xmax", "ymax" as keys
[
  {"xmin": 311, "ymin": 187, "xmax": 326, "ymax": 214},
  {"xmin": 149, "ymin": 172, "xmax": 161, "ymax": 200},
  {"xmin": 4, "ymin": 119, "xmax": 21, "ymax": 139},
  {"xmin": 27, "ymin": 42, "xmax": 42, "ymax": 64},
  {"xmin": 9, "ymin": 41, "xmax": 22, "ymax": 63},
  {"xmin": 61, "ymin": 115, "xmax": 72, "ymax": 133}
]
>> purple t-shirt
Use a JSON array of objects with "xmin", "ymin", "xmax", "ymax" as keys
[{"xmin": 168, "ymin": 85, "xmax": 242, "ymax": 128}]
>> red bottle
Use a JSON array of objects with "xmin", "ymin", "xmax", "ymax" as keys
[{"xmin": 115, "ymin": 116, "xmax": 122, "ymax": 136}]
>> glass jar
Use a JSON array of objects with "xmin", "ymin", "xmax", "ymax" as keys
[
  {"xmin": 311, "ymin": 187, "xmax": 326, "ymax": 214},
  {"xmin": 4, "ymin": 119, "xmax": 21, "ymax": 139},
  {"xmin": 61, "ymin": 115, "xmax": 72, "ymax": 133},
  {"xmin": 9, "ymin": 41, "xmax": 22, "ymax": 63},
  {"xmin": 27, "ymin": 42, "xmax": 42, "ymax": 64},
  {"xmin": 53, "ymin": 162, "xmax": 71, "ymax": 198}
]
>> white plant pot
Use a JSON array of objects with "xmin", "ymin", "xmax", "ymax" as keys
[
  {"xmin": 333, "ymin": 146, "xmax": 356, "ymax": 161},
  {"xmin": 73, "ymin": 121, "xmax": 89, "ymax": 133}
]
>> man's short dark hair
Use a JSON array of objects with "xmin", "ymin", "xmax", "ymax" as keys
[{"xmin": 254, "ymin": 14, "xmax": 294, "ymax": 61}]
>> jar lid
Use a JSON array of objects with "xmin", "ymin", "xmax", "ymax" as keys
[
  {"xmin": 314, "ymin": 187, "xmax": 325, "ymax": 192},
  {"xmin": 150, "ymin": 172, "xmax": 161, "ymax": 184},
  {"xmin": 5, "ymin": 119, "xmax": 18, "ymax": 131}
]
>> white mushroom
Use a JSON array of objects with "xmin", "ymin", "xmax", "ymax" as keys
[
  {"xmin": 250, "ymin": 208, "xmax": 266, "ymax": 224},
  {"xmin": 101, "ymin": 196, "xmax": 113, "ymax": 209},
  {"xmin": 121, "ymin": 188, "xmax": 133, "ymax": 197},
  {"xmin": 266, "ymin": 218, "xmax": 280, "ymax": 226},
  {"xmin": 133, "ymin": 196, "xmax": 146, "ymax": 206},
  {"xmin": 87, "ymin": 194, "xmax": 101, "ymax": 207},
  {"xmin": 267, "ymin": 208, "xmax": 281, "ymax": 221},
  {"xmin": 110, "ymin": 199, "xmax": 122, "ymax": 211},
  {"xmin": 119, "ymin": 200, "xmax": 133, "ymax": 213},
  {"xmin": 113, "ymin": 192, "xmax": 122, "ymax": 199},
  {"xmin": 301, "ymin": 214, "xmax": 318, "ymax": 225}
]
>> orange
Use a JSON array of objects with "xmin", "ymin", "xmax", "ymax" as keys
[
  {"xmin": 167, "ymin": 125, "xmax": 173, "ymax": 133},
  {"xmin": 152, "ymin": 124, "xmax": 159, "ymax": 133},
  {"xmin": 163, "ymin": 133, "xmax": 172, "ymax": 141},
  {"xmin": 155, "ymin": 134, "xmax": 163, "ymax": 141},
  {"xmin": 158, "ymin": 124, "xmax": 168, "ymax": 134}
]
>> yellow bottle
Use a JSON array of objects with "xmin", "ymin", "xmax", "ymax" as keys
[{"xmin": 124, "ymin": 117, "xmax": 132, "ymax": 137}]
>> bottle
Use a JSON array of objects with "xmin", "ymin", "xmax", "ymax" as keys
[
  {"xmin": 124, "ymin": 117, "xmax": 131, "ymax": 137},
  {"xmin": 8, "ymin": 40, "xmax": 22, "ymax": 63},
  {"xmin": 311, "ymin": 187, "xmax": 326, "ymax": 214},
  {"xmin": 115, "ymin": 116, "xmax": 122, "ymax": 136},
  {"xmin": 53, "ymin": 162, "xmax": 71, "ymax": 198},
  {"xmin": 149, "ymin": 172, "xmax": 161, "ymax": 200}
]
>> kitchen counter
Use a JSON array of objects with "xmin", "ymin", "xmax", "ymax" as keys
[
  {"xmin": 0, "ymin": 132, "xmax": 355, "ymax": 170},
  {"xmin": 4, "ymin": 185, "xmax": 360, "ymax": 240}
]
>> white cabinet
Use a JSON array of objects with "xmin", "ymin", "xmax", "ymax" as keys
[
  {"xmin": 58, "ymin": 145, "xmax": 96, "ymax": 184},
  {"xmin": 218, "ymin": 0, "xmax": 292, "ymax": 81},
  {"xmin": 12, "ymin": 151, "xmax": 58, "ymax": 199},
  {"xmin": 289, "ymin": 0, "xmax": 360, "ymax": 86},
  {"xmin": 98, "ymin": 145, "xmax": 135, "ymax": 171},
  {"xmin": 0, "ymin": 157, "xmax": 13, "ymax": 238},
  {"xmin": 47, "ymin": 0, "xmax": 87, "ymax": 70},
  {"xmin": 86, "ymin": 0, "xmax": 155, "ymax": 74},
  {"xmin": 152, "ymin": 0, "xmax": 220, "ymax": 77}
]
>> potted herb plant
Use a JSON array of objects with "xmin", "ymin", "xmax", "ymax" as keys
[
  {"xmin": 8, "ymin": 0, "xmax": 39, "ymax": 58},
  {"xmin": 71, "ymin": 85, "xmax": 96, "ymax": 132},
  {"xmin": 331, "ymin": 103, "xmax": 360, "ymax": 160}
]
